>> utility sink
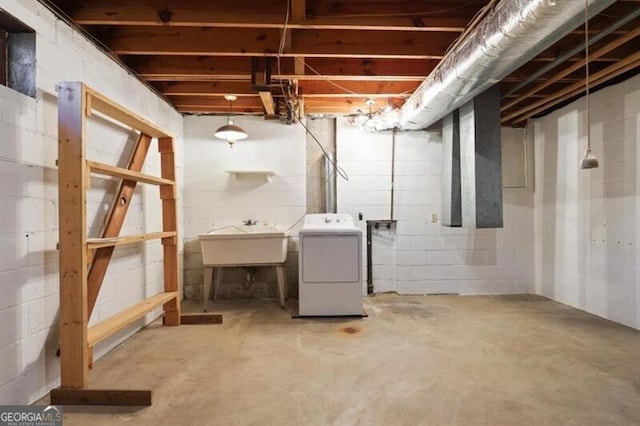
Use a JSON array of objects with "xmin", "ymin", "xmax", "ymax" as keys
[
  {"xmin": 198, "ymin": 225, "xmax": 288, "ymax": 266},
  {"xmin": 198, "ymin": 225, "xmax": 289, "ymax": 310}
]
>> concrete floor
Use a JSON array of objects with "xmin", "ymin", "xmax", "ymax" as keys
[{"xmin": 45, "ymin": 294, "xmax": 640, "ymax": 425}]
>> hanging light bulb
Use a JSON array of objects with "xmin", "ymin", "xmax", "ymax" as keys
[
  {"xmin": 580, "ymin": 0, "xmax": 598, "ymax": 169},
  {"xmin": 214, "ymin": 95, "xmax": 248, "ymax": 148},
  {"xmin": 580, "ymin": 147, "xmax": 599, "ymax": 169}
]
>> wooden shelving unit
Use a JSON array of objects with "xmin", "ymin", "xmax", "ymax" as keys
[{"xmin": 51, "ymin": 82, "xmax": 220, "ymax": 407}]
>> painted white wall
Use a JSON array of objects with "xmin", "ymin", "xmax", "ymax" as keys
[
  {"xmin": 181, "ymin": 116, "xmax": 306, "ymax": 297},
  {"xmin": 533, "ymin": 73, "xmax": 640, "ymax": 330},
  {"xmin": 0, "ymin": 0, "xmax": 183, "ymax": 404},
  {"xmin": 337, "ymin": 119, "xmax": 535, "ymax": 295}
]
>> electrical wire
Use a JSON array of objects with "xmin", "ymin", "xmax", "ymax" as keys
[
  {"xmin": 278, "ymin": 0, "xmax": 291, "ymax": 56},
  {"xmin": 276, "ymin": 0, "xmax": 349, "ymax": 182},
  {"xmin": 285, "ymin": 212, "xmax": 306, "ymax": 233},
  {"xmin": 303, "ymin": 62, "xmax": 360, "ymax": 95},
  {"xmin": 584, "ymin": 0, "xmax": 591, "ymax": 152}
]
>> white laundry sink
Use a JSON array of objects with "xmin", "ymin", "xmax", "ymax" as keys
[{"xmin": 198, "ymin": 225, "xmax": 288, "ymax": 266}]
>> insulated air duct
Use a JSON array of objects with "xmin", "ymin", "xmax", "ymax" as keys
[{"xmin": 399, "ymin": 0, "xmax": 617, "ymax": 130}]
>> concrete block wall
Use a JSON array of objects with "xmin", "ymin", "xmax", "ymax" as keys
[
  {"xmin": 182, "ymin": 116, "xmax": 306, "ymax": 300},
  {"xmin": 0, "ymin": 0, "xmax": 183, "ymax": 404},
  {"xmin": 533, "ymin": 72, "xmax": 640, "ymax": 330},
  {"xmin": 337, "ymin": 118, "xmax": 535, "ymax": 295}
]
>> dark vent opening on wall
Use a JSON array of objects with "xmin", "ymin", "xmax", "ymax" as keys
[{"xmin": 0, "ymin": 9, "xmax": 36, "ymax": 98}]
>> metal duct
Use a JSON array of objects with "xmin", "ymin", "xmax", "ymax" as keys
[{"xmin": 399, "ymin": 0, "xmax": 617, "ymax": 130}]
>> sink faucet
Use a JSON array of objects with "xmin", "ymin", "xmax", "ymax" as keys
[{"xmin": 243, "ymin": 219, "xmax": 258, "ymax": 226}]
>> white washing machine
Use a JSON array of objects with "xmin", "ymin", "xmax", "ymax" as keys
[{"xmin": 298, "ymin": 213, "xmax": 364, "ymax": 316}]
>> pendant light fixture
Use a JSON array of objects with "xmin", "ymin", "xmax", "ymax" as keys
[
  {"xmin": 215, "ymin": 95, "xmax": 248, "ymax": 148},
  {"xmin": 580, "ymin": 0, "xmax": 599, "ymax": 169}
]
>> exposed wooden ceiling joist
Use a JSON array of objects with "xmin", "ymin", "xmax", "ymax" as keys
[
  {"xmin": 503, "ymin": 50, "xmax": 640, "ymax": 125},
  {"xmin": 95, "ymin": 27, "xmax": 458, "ymax": 59},
  {"xmin": 125, "ymin": 56, "xmax": 436, "ymax": 81},
  {"xmin": 45, "ymin": 0, "xmax": 640, "ymax": 122},
  {"xmin": 66, "ymin": 0, "xmax": 471, "ymax": 31},
  {"xmin": 502, "ymin": 25, "xmax": 640, "ymax": 113},
  {"xmin": 153, "ymin": 80, "xmax": 419, "ymax": 98}
]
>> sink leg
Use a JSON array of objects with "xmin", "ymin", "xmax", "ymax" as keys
[
  {"xmin": 203, "ymin": 267, "xmax": 213, "ymax": 312},
  {"xmin": 276, "ymin": 265, "xmax": 286, "ymax": 309},
  {"xmin": 214, "ymin": 267, "xmax": 222, "ymax": 302}
]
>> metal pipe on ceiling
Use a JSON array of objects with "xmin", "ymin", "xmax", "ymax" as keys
[{"xmin": 398, "ymin": 0, "xmax": 617, "ymax": 130}]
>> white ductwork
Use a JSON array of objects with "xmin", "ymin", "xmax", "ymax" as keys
[{"xmin": 399, "ymin": 0, "xmax": 617, "ymax": 130}]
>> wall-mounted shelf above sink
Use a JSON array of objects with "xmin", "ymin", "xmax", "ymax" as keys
[{"xmin": 226, "ymin": 170, "xmax": 275, "ymax": 183}]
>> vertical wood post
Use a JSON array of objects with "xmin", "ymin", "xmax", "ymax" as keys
[
  {"xmin": 57, "ymin": 82, "xmax": 89, "ymax": 388},
  {"xmin": 159, "ymin": 137, "xmax": 180, "ymax": 325}
]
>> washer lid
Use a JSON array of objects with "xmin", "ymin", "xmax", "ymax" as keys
[{"xmin": 300, "ymin": 213, "xmax": 360, "ymax": 233}]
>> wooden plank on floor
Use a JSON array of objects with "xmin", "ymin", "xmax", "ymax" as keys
[
  {"xmin": 87, "ymin": 291, "xmax": 178, "ymax": 347},
  {"xmin": 50, "ymin": 388, "xmax": 152, "ymax": 406},
  {"xmin": 57, "ymin": 81, "xmax": 89, "ymax": 389},
  {"xmin": 179, "ymin": 314, "xmax": 223, "ymax": 325}
]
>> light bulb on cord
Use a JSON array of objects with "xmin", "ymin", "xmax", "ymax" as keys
[
  {"xmin": 580, "ymin": 0, "xmax": 598, "ymax": 169},
  {"xmin": 214, "ymin": 95, "xmax": 248, "ymax": 148}
]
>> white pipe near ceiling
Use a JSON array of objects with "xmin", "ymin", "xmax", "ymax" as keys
[{"xmin": 399, "ymin": 0, "xmax": 617, "ymax": 130}]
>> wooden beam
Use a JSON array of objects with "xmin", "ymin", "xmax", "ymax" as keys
[
  {"xmin": 129, "ymin": 56, "xmax": 434, "ymax": 81},
  {"xmin": 157, "ymin": 80, "xmax": 419, "ymax": 97},
  {"xmin": 259, "ymin": 91, "xmax": 276, "ymax": 115},
  {"xmin": 158, "ymin": 138, "xmax": 180, "ymax": 326},
  {"xmin": 57, "ymin": 81, "xmax": 89, "ymax": 389},
  {"xmin": 298, "ymin": 80, "xmax": 419, "ymax": 97},
  {"xmin": 303, "ymin": 96, "xmax": 406, "ymax": 114},
  {"xmin": 86, "ymin": 231, "xmax": 177, "ymax": 250},
  {"xmin": 179, "ymin": 313, "xmax": 223, "ymax": 325},
  {"xmin": 104, "ymin": 27, "xmax": 454, "ymax": 59},
  {"xmin": 88, "ymin": 292, "xmax": 179, "ymax": 347},
  {"xmin": 292, "ymin": 0, "xmax": 306, "ymax": 76},
  {"xmin": 87, "ymin": 160, "xmax": 175, "ymax": 185},
  {"xmin": 502, "ymin": 26, "xmax": 640, "ymax": 112},
  {"xmin": 175, "ymin": 106, "xmax": 266, "ymax": 114},
  {"xmin": 86, "ymin": 134, "xmax": 152, "ymax": 320},
  {"xmin": 171, "ymin": 96, "xmax": 264, "ymax": 110},
  {"xmin": 510, "ymin": 60, "xmax": 640, "ymax": 125},
  {"xmin": 127, "ymin": 56, "xmax": 259, "ymax": 81},
  {"xmin": 69, "ymin": 0, "xmax": 467, "ymax": 32},
  {"xmin": 85, "ymin": 86, "xmax": 173, "ymax": 138},
  {"xmin": 154, "ymin": 81, "xmax": 256, "ymax": 96},
  {"xmin": 50, "ymin": 388, "xmax": 152, "ymax": 406},
  {"xmin": 502, "ymin": 51, "xmax": 640, "ymax": 123},
  {"xmin": 173, "ymin": 95, "xmax": 407, "ymax": 114}
]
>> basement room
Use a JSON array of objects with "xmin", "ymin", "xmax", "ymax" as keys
[{"xmin": 1, "ymin": 0, "xmax": 640, "ymax": 424}]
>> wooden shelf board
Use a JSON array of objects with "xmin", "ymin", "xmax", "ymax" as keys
[
  {"xmin": 87, "ymin": 231, "xmax": 176, "ymax": 249},
  {"xmin": 88, "ymin": 291, "xmax": 178, "ymax": 347},
  {"xmin": 85, "ymin": 86, "xmax": 174, "ymax": 139},
  {"xmin": 87, "ymin": 160, "xmax": 175, "ymax": 186},
  {"xmin": 226, "ymin": 170, "xmax": 275, "ymax": 182}
]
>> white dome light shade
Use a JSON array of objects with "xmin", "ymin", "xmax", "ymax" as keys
[{"xmin": 214, "ymin": 119, "xmax": 248, "ymax": 141}]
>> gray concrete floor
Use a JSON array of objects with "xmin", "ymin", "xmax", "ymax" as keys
[{"xmin": 46, "ymin": 294, "xmax": 640, "ymax": 425}]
